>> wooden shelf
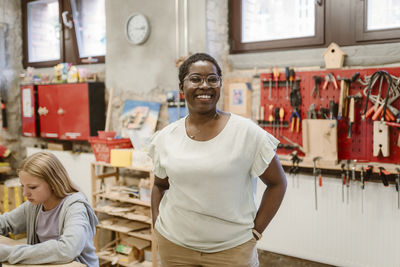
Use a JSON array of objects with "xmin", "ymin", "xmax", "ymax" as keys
[
  {"xmin": 91, "ymin": 161, "xmax": 152, "ymax": 173},
  {"xmin": 91, "ymin": 161, "xmax": 158, "ymax": 267},
  {"xmin": 95, "ymin": 208, "xmax": 152, "ymax": 225},
  {"xmin": 97, "ymin": 224, "xmax": 152, "ymax": 241},
  {"xmin": 96, "ymin": 192, "xmax": 150, "ymax": 207}
]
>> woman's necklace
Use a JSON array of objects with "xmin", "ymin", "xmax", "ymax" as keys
[{"xmin": 188, "ymin": 112, "xmax": 219, "ymax": 140}]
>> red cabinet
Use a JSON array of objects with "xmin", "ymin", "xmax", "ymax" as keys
[
  {"xmin": 21, "ymin": 84, "xmax": 39, "ymax": 137},
  {"xmin": 35, "ymin": 83, "xmax": 105, "ymax": 140}
]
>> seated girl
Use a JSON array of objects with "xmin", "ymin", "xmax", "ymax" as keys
[{"xmin": 0, "ymin": 151, "xmax": 99, "ymax": 266}]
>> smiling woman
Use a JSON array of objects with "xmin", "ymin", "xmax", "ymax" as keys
[
  {"xmin": 148, "ymin": 53, "xmax": 287, "ymax": 267},
  {"xmin": 0, "ymin": 152, "xmax": 99, "ymax": 267}
]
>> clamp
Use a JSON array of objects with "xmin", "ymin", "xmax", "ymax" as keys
[{"xmin": 378, "ymin": 167, "xmax": 390, "ymax": 187}]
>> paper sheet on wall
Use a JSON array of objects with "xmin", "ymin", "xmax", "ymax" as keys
[{"xmin": 228, "ymin": 83, "xmax": 249, "ymax": 116}]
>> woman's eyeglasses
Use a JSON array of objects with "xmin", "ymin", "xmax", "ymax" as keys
[{"xmin": 184, "ymin": 74, "xmax": 221, "ymax": 87}]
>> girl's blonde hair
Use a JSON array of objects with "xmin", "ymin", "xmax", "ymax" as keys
[{"xmin": 17, "ymin": 151, "xmax": 78, "ymax": 198}]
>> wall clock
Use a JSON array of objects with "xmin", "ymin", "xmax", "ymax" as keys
[{"xmin": 125, "ymin": 13, "xmax": 150, "ymax": 45}]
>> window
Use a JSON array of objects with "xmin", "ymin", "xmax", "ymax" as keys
[
  {"xmin": 22, "ymin": 0, "xmax": 106, "ymax": 68},
  {"xmin": 356, "ymin": 0, "xmax": 400, "ymax": 41},
  {"xmin": 230, "ymin": 0, "xmax": 400, "ymax": 54}
]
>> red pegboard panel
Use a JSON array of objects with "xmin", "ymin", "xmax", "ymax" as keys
[{"xmin": 260, "ymin": 67, "xmax": 400, "ymax": 164}]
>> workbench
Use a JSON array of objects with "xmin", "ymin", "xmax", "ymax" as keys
[{"xmin": 0, "ymin": 236, "xmax": 86, "ymax": 267}]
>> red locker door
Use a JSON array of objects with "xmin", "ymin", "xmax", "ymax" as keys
[
  {"xmin": 57, "ymin": 83, "xmax": 89, "ymax": 140},
  {"xmin": 37, "ymin": 85, "xmax": 60, "ymax": 138},
  {"xmin": 20, "ymin": 85, "xmax": 37, "ymax": 137}
]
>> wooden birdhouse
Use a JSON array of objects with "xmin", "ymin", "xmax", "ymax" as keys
[{"xmin": 323, "ymin": 42, "xmax": 346, "ymax": 69}]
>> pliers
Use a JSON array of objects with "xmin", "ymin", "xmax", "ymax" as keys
[
  {"xmin": 290, "ymin": 108, "xmax": 301, "ymax": 132},
  {"xmin": 322, "ymin": 73, "xmax": 338, "ymax": 90}
]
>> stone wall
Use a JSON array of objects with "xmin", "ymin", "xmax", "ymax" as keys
[{"xmin": 0, "ymin": 0, "xmax": 25, "ymax": 169}]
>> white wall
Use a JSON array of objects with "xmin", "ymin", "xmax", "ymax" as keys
[
  {"xmin": 105, "ymin": 0, "xmax": 206, "ymax": 95},
  {"xmin": 256, "ymin": 173, "xmax": 400, "ymax": 267}
]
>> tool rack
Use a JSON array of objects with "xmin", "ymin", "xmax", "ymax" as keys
[{"xmin": 259, "ymin": 67, "xmax": 400, "ymax": 174}]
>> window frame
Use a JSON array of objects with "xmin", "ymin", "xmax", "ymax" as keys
[
  {"xmin": 355, "ymin": 0, "xmax": 400, "ymax": 42},
  {"xmin": 229, "ymin": 0, "xmax": 400, "ymax": 54},
  {"xmin": 22, "ymin": 0, "xmax": 105, "ymax": 68}
]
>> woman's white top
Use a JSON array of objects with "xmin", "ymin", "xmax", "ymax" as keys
[{"xmin": 148, "ymin": 113, "xmax": 279, "ymax": 253}]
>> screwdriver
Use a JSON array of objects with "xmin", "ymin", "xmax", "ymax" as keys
[
  {"xmin": 289, "ymin": 68, "xmax": 295, "ymax": 92},
  {"xmin": 274, "ymin": 107, "xmax": 280, "ymax": 137},
  {"xmin": 279, "ymin": 107, "xmax": 285, "ymax": 136},
  {"xmin": 269, "ymin": 68, "xmax": 273, "ymax": 100},
  {"xmin": 269, "ymin": 105, "xmax": 274, "ymax": 135},
  {"xmin": 285, "ymin": 67, "xmax": 290, "ymax": 100},
  {"xmin": 273, "ymin": 67, "xmax": 280, "ymax": 98}
]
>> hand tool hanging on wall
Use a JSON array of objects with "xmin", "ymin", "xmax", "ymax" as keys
[
  {"xmin": 378, "ymin": 167, "xmax": 390, "ymax": 187},
  {"xmin": 274, "ymin": 107, "xmax": 280, "ymax": 137},
  {"xmin": 269, "ymin": 68, "xmax": 273, "ymax": 100},
  {"xmin": 346, "ymin": 92, "xmax": 363, "ymax": 138},
  {"xmin": 313, "ymin": 156, "xmax": 321, "ymax": 210},
  {"xmin": 318, "ymin": 169, "xmax": 323, "ymax": 187},
  {"xmin": 273, "ymin": 67, "xmax": 280, "ymax": 98},
  {"xmin": 289, "ymin": 151, "xmax": 302, "ymax": 188},
  {"xmin": 269, "ymin": 105, "xmax": 274, "ymax": 135},
  {"xmin": 307, "ymin": 104, "xmax": 317, "ymax": 119},
  {"xmin": 362, "ymin": 70, "xmax": 394, "ymax": 121},
  {"xmin": 364, "ymin": 165, "xmax": 373, "ymax": 183},
  {"xmin": 311, "ymin": 75, "xmax": 323, "ymax": 98},
  {"xmin": 352, "ymin": 160, "xmax": 357, "ymax": 181},
  {"xmin": 279, "ymin": 107, "xmax": 285, "ymax": 135},
  {"xmin": 360, "ymin": 167, "xmax": 365, "ymax": 213},
  {"xmin": 337, "ymin": 76, "xmax": 349, "ymax": 120},
  {"xmin": 322, "ymin": 73, "xmax": 338, "ymax": 91},
  {"xmin": 290, "ymin": 109, "xmax": 301, "ymax": 132},
  {"xmin": 289, "ymin": 68, "xmax": 295, "ymax": 91},
  {"xmin": 290, "ymin": 82, "xmax": 302, "ymax": 132},
  {"xmin": 285, "ymin": 67, "xmax": 290, "ymax": 100},
  {"xmin": 341, "ymin": 163, "xmax": 346, "ymax": 203}
]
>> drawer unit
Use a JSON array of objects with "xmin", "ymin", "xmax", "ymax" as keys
[{"xmin": 36, "ymin": 82, "xmax": 105, "ymax": 140}]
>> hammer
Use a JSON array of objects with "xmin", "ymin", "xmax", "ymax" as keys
[{"xmin": 346, "ymin": 92, "xmax": 363, "ymax": 138}]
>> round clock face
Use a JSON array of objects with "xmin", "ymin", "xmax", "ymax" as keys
[{"xmin": 126, "ymin": 13, "xmax": 150, "ymax": 45}]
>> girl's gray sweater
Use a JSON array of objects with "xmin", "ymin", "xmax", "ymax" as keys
[{"xmin": 0, "ymin": 192, "xmax": 99, "ymax": 266}]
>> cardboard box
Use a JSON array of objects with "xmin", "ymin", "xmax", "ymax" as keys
[
  {"xmin": 110, "ymin": 149, "xmax": 133, "ymax": 167},
  {"xmin": 0, "ymin": 182, "xmax": 25, "ymax": 214},
  {"xmin": 47, "ymin": 142, "xmax": 72, "ymax": 151},
  {"xmin": 116, "ymin": 234, "xmax": 151, "ymax": 263}
]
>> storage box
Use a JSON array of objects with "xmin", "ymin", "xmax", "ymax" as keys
[
  {"xmin": 0, "ymin": 180, "xmax": 25, "ymax": 214},
  {"xmin": 116, "ymin": 234, "xmax": 151, "ymax": 263},
  {"xmin": 110, "ymin": 149, "xmax": 133, "ymax": 167},
  {"xmin": 89, "ymin": 137, "xmax": 133, "ymax": 163}
]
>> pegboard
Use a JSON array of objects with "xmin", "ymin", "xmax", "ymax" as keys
[{"xmin": 259, "ymin": 67, "xmax": 400, "ymax": 164}]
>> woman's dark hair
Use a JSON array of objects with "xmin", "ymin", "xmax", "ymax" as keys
[{"xmin": 178, "ymin": 53, "xmax": 222, "ymax": 84}]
